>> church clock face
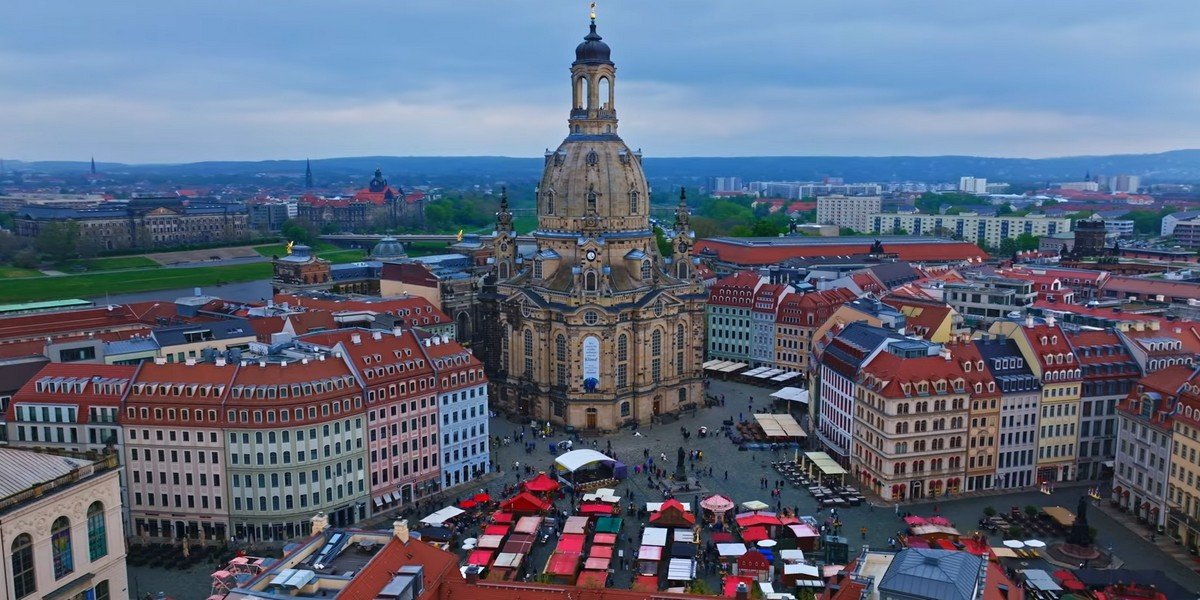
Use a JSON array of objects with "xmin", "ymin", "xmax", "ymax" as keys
[
  {"xmin": 500, "ymin": 242, "xmax": 509, "ymax": 252},
  {"xmin": 585, "ymin": 249, "xmax": 597, "ymax": 261}
]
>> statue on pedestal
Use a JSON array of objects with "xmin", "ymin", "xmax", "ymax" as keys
[{"xmin": 1066, "ymin": 495, "xmax": 1094, "ymax": 547}]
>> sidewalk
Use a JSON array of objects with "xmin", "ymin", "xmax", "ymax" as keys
[
  {"xmin": 357, "ymin": 470, "xmax": 504, "ymax": 529},
  {"xmin": 1094, "ymin": 501, "xmax": 1200, "ymax": 574}
]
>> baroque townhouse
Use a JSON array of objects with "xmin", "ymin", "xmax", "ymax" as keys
[
  {"xmin": 750, "ymin": 283, "xmax": 790, "ymax": 368},
  {"xmin": 816, "ymin": 323, "xmax": 907, "ymax": 467},
  {"xmin": 124, "ymin": 362, "xmax": 232, "ymax": 541},
  {"xmin": 1166, "ymin": 368, "xmax": 1200, "ymax": 551},
  {"xmin": 1114, "ymin": 365, "xmax": 1188, "ymax": 528},
  {"xmin": 992, "ymin": 318, "xmax": 1082, "ymax": 483},
  {"xmin": 948, "ymin": 339, "xmax": 1001, "ymax": 492},
  {"xmin": 978, "ymin": 336, "xmax": 1041, "ymax": 490},
  {"xmin": 705, "ymin": 272, "xmax": 763, "ymax": 363},
  {"xmin": 223, "ymin": 355, "xmax": 368, "ymax": 541},
  {"xmin": 774, "ymin": 288, "xmax": 858, "ymax": 375},
  {"xmin": 852, "ymin": 340, "xmax": 969, "ymax": 501},
  {"xmin": 1067, "ymin": 329, "xmax": 1138, "ymax": 480},
  {"xmin": 423, "ymin": 333, "xmax": 490, "ymax": 489},
  {"xmin": 298, "ymin": 329, "xmax": 444, "ymax": 514}
]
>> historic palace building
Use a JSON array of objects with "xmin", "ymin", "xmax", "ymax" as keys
[{"xmin": 485, "ymin": 17, "xmax": 706, "ymax": 430}]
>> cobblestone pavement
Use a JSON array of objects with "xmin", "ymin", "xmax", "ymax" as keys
[{"xmin": 485, "ymin": 378, "xmax": 1200, "ymax": 591}]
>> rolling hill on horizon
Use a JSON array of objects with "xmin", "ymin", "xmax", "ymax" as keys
[{"xmin": 4, "ymin": 149, "xmax": 1200, "ymax": 184}]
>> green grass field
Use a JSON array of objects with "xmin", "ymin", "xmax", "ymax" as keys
[
  {"xmin": 253, "ymin": 243, "xmax": 366, "ymax": 264},
  {"xmin": 57, "ymin": 256, "xmax": 160, "ymax": 272},
  {"xmin": 0, "ymin": 263, "xmax": 273, "ymax": 304},
  {"xmin": 0, "ymin": 266, "xmax": 44, "ymax": 278}
]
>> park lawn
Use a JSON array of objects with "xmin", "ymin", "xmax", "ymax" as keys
[
  {"xmin": 58, "ymin": 256, "xmax": 160, "ymax": 272},
  {"xmin": 320, "ymin": 249, "xmax": 368, "ymax": 264},
  {"xmin": 404, "ymin": 241, "xmax": 456, "ymax": 257},
  {"xmin": 512, "ymin": 216, "xmax": 537, "ymax": 234},
  {"xmin": 0, "ymin": 266, "xmax": 44, "ymax": 278},
  {"xmin": 0, "ymin": 263, "xmax": 273, "ymax": 304}
]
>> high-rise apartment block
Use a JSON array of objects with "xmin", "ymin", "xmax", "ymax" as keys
[{"xmin": 816, "ymin": 194, "xmax": 881, "ymax": 234}]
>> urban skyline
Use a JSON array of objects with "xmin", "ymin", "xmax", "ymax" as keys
[{"xmin": 2, "ymin": 1, "xmax": 1199, "ymax": 162}]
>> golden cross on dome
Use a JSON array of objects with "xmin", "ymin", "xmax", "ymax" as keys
[{"xmin": 590, "ymin": 2, "xmax": 597, "ymax": 22}]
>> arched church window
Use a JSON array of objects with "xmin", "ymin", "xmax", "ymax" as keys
[
  {"xmin": 586, "ymin": 187, "xmax": 598, "ymax": 211},
  {"xmin": 544, "ymin": 190, "xmax": 555, "ymax": 214},
  {"xmin": 575, "ymin": 76, "xmax": 588, "ymax": 110},
  {"xmin": 522, "ymin": 329, "xmax": 534, "ymax": 377},
  {"xmin": 641, "ymin": 260, "xmax": 651, "ymax": 281},
  {"xmin": 617, "ymin": 334, "xmax": 628, "ymax": 361},
  {"xmin": 555, "ymin": 335, "xmax": 567, "ymax": 386},
  {"xmin": 533, "ymin": 258, "xmax": 543, "ymax": 279},
  {"xmin": 629, "ymin": 189, "xmax": 640, "ymax": 214},
  {"xmin": 498, "ymin": 262, "xmax": 509, "ymax": 279},
  {"xmin": 584, "ymin": 271, "xmax": 598, "ymax": 292},
  {"xmin": 586, "ymin": 150, "xmax": 598, "ymax": 166},
  {"xmin": 598, "ymin": 77, "xmax": 611, "ymax": 110},
  {"xmin": 677, "ymin": 262, "xmax": 689, "ymax": 279},
  {"xmin": 652, "ymin": 330, "xmax": 662, "ymax": 357},
  {"xmin": 676, "ymin": 324, "xmax": 686, "ymax": 350}
]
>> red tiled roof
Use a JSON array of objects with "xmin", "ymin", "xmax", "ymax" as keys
[
  {"xmin": 776, "ymin": 288, "xmax": 857, "ymax": 325},
  {"xmin": 862, "ymin": 352, "xmax": 969, "ymax": 399},
  {"xmin": 707, "ymin": 271, "xmax": 763, "ymax": 307},
  {"xmin": 8, "ymin": 363, "xmax": 136, "ymax": 423},
  {"xmin": 943, "ymin": 341, "xmax": 999, "ymax": 398},
  {"xmin": 694, "ymin": 238, "xmax": 987, "ymax": 265},
  {"xmin": 882, "ymin": 295, "xmax": 953, "ymax": 341}
]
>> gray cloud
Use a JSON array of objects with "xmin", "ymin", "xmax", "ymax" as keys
[{"xmin": 1, "ymin": 0, "xmax": 1198, "ymax": 162}]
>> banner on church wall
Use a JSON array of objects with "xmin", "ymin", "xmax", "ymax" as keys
[{"xmin": 582, "ymin": 336, "xmax": 601, "ymax": 386}]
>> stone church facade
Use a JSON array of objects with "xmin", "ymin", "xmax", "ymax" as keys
[{"xmin": 485, "ymin": 18, "xmax": 705, "ymax": 430}]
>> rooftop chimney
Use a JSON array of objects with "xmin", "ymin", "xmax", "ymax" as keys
[
  {"xmin": 258, "ymin": 360, "xmax": 266, "ymax": 368},
  {"xmin": 301, "ymin": 357, "xmax": 309, "ymax": 365},
  {"xmin": 153, "ymin": 357, "xmax": 167, "ymax": 365},
  {"xmin": 310, "ymin": 512, "xmax": 329, "ymax": 535},
  {"xmin": 393, "ymin": 519, "xmax": 410, "ymax": 544},
  {"xmin": 1046, "ymin": 315, "xmax": 1056, "ymax": 327},
  {"xmin": 465, "ymin": 565, "xmax": 480, "ymax": 584},
  {"xmin": 185, "ymin": 357, "xmax": 197, "ymax": 366},
  {"xmin": 939, "ymin": 347, "xmax": 952, "ymax": 361},
  {"xmin": 351, "ymin": 333, "xmax": 362, "ymax": 345},
  {"xmin": 215, "ymin": 356, "xmax": 227, "ymax": 367},
  {"xmin": 280, "ymin": 361, "xmax": 288, "ymax": 368},
  {"xmin": 318, "ymin": 354, "xmax": 326, "ymax": 361},
  {"xmin": 393, "ymin": 327, "xmax": 403, "ymax": 337},
  {"xmin": 1025, "ymin": 315, "xmax": 1035, "ymax": 328},
  {"xmin": 372, "ymin": 330, "xmax": 382, "ymax": 341}
]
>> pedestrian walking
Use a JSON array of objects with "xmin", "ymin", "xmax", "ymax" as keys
[{"xmin": 860, "ymin": 526, "xmax": 868, "ymax": 540}]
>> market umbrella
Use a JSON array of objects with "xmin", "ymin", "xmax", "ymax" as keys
[
  {"xmin": 1023, "ymin": 539, "xmax": 1046, "ymax": 548},
  {"xmin": 1002, "ymin": 540, "xmax": 1025, "ymax": 549},
  {"xmin": 742, "ymin": 500, "xmax": 769, "ymax": 511},
  {"xmin": 459, "ymin": 499, "xmax": 477, "ymax": 509},
  {"xmin": 473, "ymin": 493, "xmax": 492, "ymax": 504},
  {"xmin": 757, "ymin": 539, "xmax": 778, "ymax": 548},
  {"xmin": 928, "ymin": 516, "xmax": 952, "ymax": 526},
  {"xmin": 463, "ymin": 537, "xmax": 478, "ymax": 545},
  {"xmin": 701, "ymin": 494, "xmax": 735, "ymax": 513}
]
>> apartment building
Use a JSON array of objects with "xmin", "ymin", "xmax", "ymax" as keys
[
  {"xmin": 750, "ymin": 283, "xmax": 790, "ymax": 368},
  {"xmin": 949, "ymin": 340, "xmax": 1001, "ymax": 493},
  {"xmin": 870, "ymin": 213, "xmax": 1070, "ymax": 248},
  {"xmin": 816, "ymin": 323, "xmax": 908, "ymax": 466},
  {"xmin": 816, "ymin": 195, "xmax": 881, "ymax": 234},
  {"xmin": 943, "ymin": 276, "xmax": 1036, "ymax": 325},
  {"xmin": 774, "ymin": 288, "xmax": 858, "ymax": 374}
]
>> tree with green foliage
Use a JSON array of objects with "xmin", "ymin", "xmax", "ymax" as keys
[
  {"xmin": 36, "ymin": 221, "xmax": 80, "ymax": 263},
  {"xmin": 1121, "ymin": 208, "xmax": 1178, "ymax": 235},
  {"xmin": 280, "ymin": 219, "xmax": 317, "ymax": 245},
  {"xmin": 653, "ymin": 227, "xmax": 672, "ymax": 257}
]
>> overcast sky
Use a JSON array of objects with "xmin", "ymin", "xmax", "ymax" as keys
[{"xmin": 2, "ymin": 1, "xmax": 1198, "ymax": 163}]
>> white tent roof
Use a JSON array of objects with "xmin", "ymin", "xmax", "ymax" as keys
[
  {"xmin": 717, "ymin": 543, "xmax": 748, "ymax": 557},
  {"xmin": 784, "ymin": 563, "xmax": 820, "ymax": 577},
  {"xmin": 554, "ymin": 449, "xmax": 615, "ymax": 472},
  {"xmin": 770, "ymin": 387, "xmax": 809, "ymax": 403},
  {"xmin": 642, "ymin": 527, "xmax": 669, "ymax": 547},
  {"xmin": 780, "ymin": 549, "xmax": 805, "ymax": 563},
  {"xmin": 667, "ymin": 558, "xmax": 695, "ymax": 581},
  {"xmin": 420, "ymin": 505, "xmax": 465, "ymax": 525}
]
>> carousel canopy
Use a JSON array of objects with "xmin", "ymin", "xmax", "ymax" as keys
[{"xmin": 700, "ymin": 494, "xmax": 735, "ymax": 512}]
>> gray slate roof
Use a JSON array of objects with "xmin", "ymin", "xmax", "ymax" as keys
[
  {"xmin": 0, "ymin": 449, "xmax": 91, "ymax": 500},
  {"xmin": 877, "ymin": 548, "xmax": 983, "ymax": 600}
]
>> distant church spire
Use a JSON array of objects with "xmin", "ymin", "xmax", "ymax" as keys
[
  {"xmin": 305, "ymin": 158, "xmax": 313, "ymax": 189},
  {"xmin": 90, "ymin": 157, "xmax": 96, "ymax": 175},
  {"xmin": 674, "ymin": 186, "xmax": 690, "ymax": 233}
]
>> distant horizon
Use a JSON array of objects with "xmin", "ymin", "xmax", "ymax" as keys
[{"xmin": 5, "ymin": 147, "xmax": 1199, "ymax": 168}]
